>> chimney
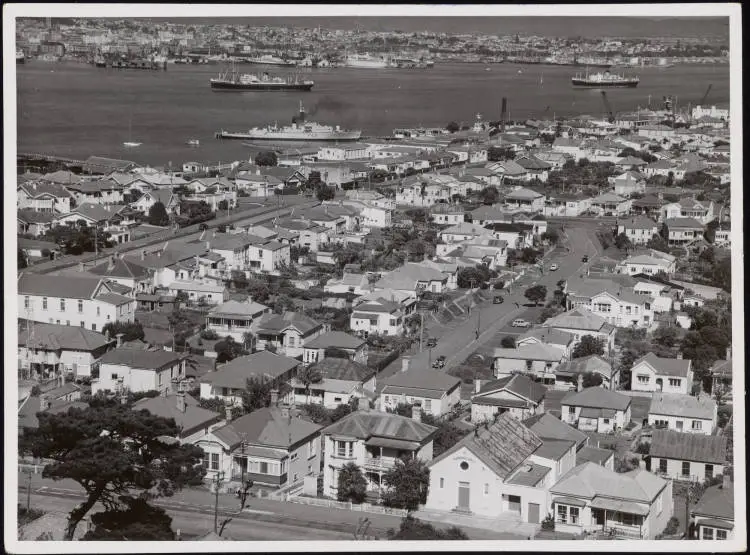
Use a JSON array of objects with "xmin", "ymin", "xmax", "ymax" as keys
[
  {"xmin": 206, "ymin": 241, "xmax": 211, "ymax": 251},
  {"xmin": 116, "ymin": 333, "xmax": 124, "ymax": 347},
  {"xmin": 270, "ymin": 389, "xmax": 279, "ymax": 406},
  {"xmin": 411, "ymin": 405, "xmax": 422, "ymax": 423},
  {"xmin": 401, "ymin": 357, "xmax": 410, "ymax": 373},
  {"xmin": 676, "ymin": 352, "xmax": 682, "ymax": 360},
  {"xmin": 225, "ymin": 405, "xmax": 233, "ymax": 422},
  {"xmin": 577, "ymin": 373, "xmax": 584, "ymax": 392},
  {"xmin": 176, "ymin": 391, "xmax": 186, "ymax": 413},
  {"xmin": 474, "ymin": 379, "xmax": 481, "ymax": 394},
  {"xmin": 105, "ymin": 330, "xmax": 110, "ymax": 342},
  {"xmin": 39, "ymin": 394, "xmax": 50, "ymax": 411}
]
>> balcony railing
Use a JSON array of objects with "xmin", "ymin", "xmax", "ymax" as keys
[{"xmin": 364, "ymin": 457, "xmax": 396, "ymax": 470}]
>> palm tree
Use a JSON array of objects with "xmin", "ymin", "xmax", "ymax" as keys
[{"xmin": 297, "ymin": 364, "xmax": 323, "ymax": 405}]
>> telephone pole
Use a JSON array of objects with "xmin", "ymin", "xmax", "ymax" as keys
[
  {"xmin": 213, "ymin": 471, "xmax": 225, "ymax": 533},
  {"xmin": 419, "ymin": 311, "xmax": 424, "ymax": 352}
]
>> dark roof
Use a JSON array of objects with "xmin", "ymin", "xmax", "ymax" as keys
[
  {"xmin": 18, "ymin": 323, "xmax": 112, "ymax": 351},
  {"xmin": 382, "ymin": 368, "xmax": 461, "ymax": 396},
  {"xmin": 534, "ymin": 438, "xmax": 576, "ymax": 461},
  {"xmin": 17, "ymin": 209, "xmax": 56, "ymax": 224},
  {"xmin": 429, "ymin": 412, "xmax": 542, "ymax": 481},
  {"xmin": 522, "ymin": 412, "xmax": 589, "ymax": 449},
  {"xmin": 100, "ymin": 347, "xmax": 183, "ymax": 370},
  {"xmin": 212, "ymin": 407, "xmax": 322, "ymax": 450},
  {"xmin": 202, "ymin": 351, "xmax": 300, "ymax": 388},
  {"xmin": 256, "ymin": 312, "xmax": 323, "ymax": 336},
  {"xmin": 82, "ymin": 156, "xmax": 138, "ymax": 174},
  {"xmin": 475, "ymin": 374, "xmax": 547, "ymax": 404},
  {"xmin": 650, "ymin": 429, "xmax": 727, "ymax": 464},
  {"xmin": 18, "ymin": 181, "xmax": 73, "ymax": 198},
  {"xmin": 692, "ymin": 483, "xmax": 734, "ymax": 521},
  {"xmin": 18, "ymin": 273, "xmax": 104, "ymax": 299},
  {"xmin": 634, "ymin": 352, "xmax": 691, "ymax": 377},
  {"xmin": 88, "ymin": 258, "xmax": 151, "ymax": 280},
  {"xmin": 311, "ymin": 357, "xmax": 375, "ymax": 383},
  {"xmin": 133, "ymin": 394, "xmax": 222, "ymax": 438},
  {"xmin": 576, "ymin": 446, "xmax": 614, "ymax": 467},
  {"xmin": 321, "ymin": 410, "xmax": 436, "ymax": 444},
  {"xmin": 562, "ymin": 387, "xmax": 631, "ymax": 411}
]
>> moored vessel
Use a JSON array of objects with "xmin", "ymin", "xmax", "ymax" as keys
[
  {"xmin": 344, "ymin": 53, "xmax": 389, "ymax": 69},
  {"xmin": 572, "ymin": 69, "xmax": 639, "ymax": 88},
  {"xmin": 210, "ymin": 67, "xmax": 313, "ymax": 91}
]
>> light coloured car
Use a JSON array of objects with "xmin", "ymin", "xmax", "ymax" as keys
[
  {"xmin": 512, "ymin": 319, "xmax": 531, "ymax": 328},
  {"xmin": 549, "ymin": 263, "xmax": 559, "ymax": 271}
]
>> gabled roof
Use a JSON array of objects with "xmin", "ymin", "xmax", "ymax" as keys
[
  {"xmin": 544, "ymin": 308, "xmax": 610, "ymax": 333},
  {"xmin": 515, "ymin": 155, "xmax": 552, "ymax": 171},
  {"xmin": 665, "ymin": 217, "xmax": 705, "ymax": 229},
  {"xmin": 310, "ymin": 357, "xmax": 375, "ymax": 383},
  {"xmin": 474, "ymin": 374, "xmax": 547, "ymax": 404},
  {"xmin": 40, "ymin": 170, "xmax": 83, "ymax": 184},
  {"xmin": 256, "ymin": 312, "xmax": 323, "ymax": 336},
  {"xmin": 321, "ymin": 410, "xmax": 437, "ymax": 444},
  {"xmin": 576, "ymin": 445, "xmax": 614, "ymax": 466},
  {"xmin": 633, "ymin": 352, "xmax": 691, "ymax": 377},
  {"xmin": 61, "ymin": 203, "xmax": 127, "ymax": 223},
  {"xmin": 18, "ymin": 181, "xmax": 74, "ymax": 199},
  {"xmin": 304, "ymin": 331, "xmax": 365, "ymax": 350},
  {"xmin": 133, "ymin": 394, "xmax": 223, "ymax": 437},
  {"xmin": 100, "ymin": 347, "xmax": 184, "ymax": 370},
  {"xmin": 650, "ymin": 429, "xmax": 727, "ymax": 464},
  {"xmin": 692, "ymin": 483, "xmax": 734, "ymax": 521},
  {"xmin": 523, "ymin": 412, "xmax": 589, "ymax": 449},
  {"xmin": 429, "ymin": 412, "xmax": 542, "ymax": 481},
  {"xmin": 17, "ymin": 209, "xmax": 57, "ymax": 224},
  {"xmin": 517, "ymin": 327, "xmax": 575, "ymax": 347},
  {"xmin": 383, "ymin": 368, "xmax": 461, "ymax": 398},
  {"xmin": 493, "ymin": 343, "xmax": 566, "ymax": 362},
  {"xmin": 591, "ymin": 193, "xmax": 627, "ymax": 204},
  {"xmin": 648, "ymin": 393, "xmax": 716, "ymax": 420},
  {"xmin": 555, "ymin": 355, "xmax": 612, "ymax": 379},
  {"xmin": 212, "ymin": 407, "xmax": 322, "ymax": 451},
  {"xmin": 506, "ymin": 186, "xmax": 544, "ymax": 200},
  {"xmin": 618, "ymin": 216, "xmax": 658, "ymax": 230},
  {"xmin": 18, "ymin": 323, "xmax": 112, "ymax": 351},
  {"xmin": 88, "ymin": 258, "xmax": 151, "ymax": 280},
  {"xmin": 551, "ymin": 461, "xmax": 665, "ymax": 503},
  {"xmin": 209, "ymin": 300, "xmax": 269, "ymax": 318},
  {"xmin": 18, "ymin": 273, "xmax": 106, "ymax": 300},
  {"xmin": 562, "ymin": 387, "xmax": 631, "ymax": 411},
  {"xmin": 202, "ymin": 351, "xmax": 300, "ymax": 388}
]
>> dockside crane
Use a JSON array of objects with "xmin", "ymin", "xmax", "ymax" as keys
[
  {"xmin": 700, "ymin": 84, "xmax": 713, "ymax": 106},
  {"xmin": 600, "ymin": 91, "xmax": 615, "ymax": 123},
  {"xmin": 500, "ymin": 97, "xmax": 508, "ymax": 132}
]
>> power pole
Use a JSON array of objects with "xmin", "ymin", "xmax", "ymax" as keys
[
  {"xmin": 419, "ymin": 311, "xmax": 424, "ymax": 352},
  {"xmin": 213, "ymin": 471, "xmax": 225, "ymax": 533},
  {"xmin": 26, "ymin": 469, "xmax": 33, "ymax": 511}
]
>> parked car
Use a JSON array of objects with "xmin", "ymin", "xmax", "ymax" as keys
[
  {"xmin": 512, "ymin": 319, "xmax": 531, "ymax": 328},
  {"xmin": 426, "ymin": 338, "xmax": 438, "ymax": 348},
  {"xmin": 432, "ymin": 355, "xmax": 446, "ymax": 368},
  {"xmin": 493, "ymin": 295, "xmax": 504, "ymax": 304},
  {"xmin": 549, "ymin": 263, "xmax": 559, "ymax": 271},
  {"xmin": 582, "ymin": 255, "xmax": 589, "ymax": 262}
]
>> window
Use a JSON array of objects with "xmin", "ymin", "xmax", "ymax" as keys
[
  {"xmin": 692, "ymin": 420, "xmax": 703, "ymax": 431},
  {"xmin": 66, "ymin": 320, "xmax": 70, "ymax": 326},
  {"xmin": 682, "ymin": 461, "xmax": 691, "ymax": 477},
  {"xmin": 659, "ymin": 459, "xmax": 668, "ymax": 473},
  {"xmin": 92, "ymin": 323, "xmax": 96, "ymax": 332},
  {"xmin": 484, "ymin": 483, "xmax": 489, "ymax": 495},
  {"xmin": 669, "ymin": 378, "xmax": 681, "ymax": 387},
  {"xmin": 460, "ymin": 461, "xmax": 469, "ymax": 471},
  {"xmin": 440, "ymin": 478, "xmax": 444, "ymax": 489},
  {"xmin": 336, "ymin": 441, "xmax": 352, "ymax": 458},
  {"xmin": 656, "ymin": 493, "xmax": 663, "ymax": 514},
  {"xmin": 111, "ymin": 373, "xmax": 118, "ymax": 380},
  {"xmin": 637, "ymin": 375, "xmax": 650, "ymax": 384},
  {"xmin": 60, "ymin": 299, "xmax": 66, "ymax": 311},
  {"xmin": 97, "ymin": 306, "xmax": 100, "ymax": 316},
  {"xmin": 259, "ymin": 461, "xmax": 269, "ymax": 474},
  {"xmin": 702, "ymin": 528, "xmax": 714, "ymax": 540},
  {"xmin": 716, "ymin": 529, "xmax": 727, "ymax": 540},
  {"xmin": 705, "ymin": 465, "xmax": 714, "ymax": 480},
  {"xmin": 24, "ymin": 296, "xmax": 29, "ymax": 309},
  {"xmin": 42, "ymin": 297, "xmax": 48, "ymax": 310},
  {"xmin": 568, "ymin": 406, "xmax": 575, "ymax": 415},
  {"xmin": 676, "ymin": 420, "xmax": 684, "ymax": 430},
  {"xmin": 603, "ymin": 418, "xmax": 610, "ymax": 424},
  {"xmin": 424, "ymin": 399, "xmax": 432, "ymax": 412},
  {"xmin": 288, "ymin": 335, "xmax": 296, "ymax": 347},
  {"xmin": 308, "ymin": 440, "xmax": 316, "ymax": 459},
  {"xmin": 80, "ymin": 321, "xmax": 85, "ymax": 327},
  {"xmin": 211, "ymin": 453, "xmax": 219, "ymax": 471},
  {"xmin": 557, "ymin": 504, "xmax": 567, "ymax": 524},
  {"xmin": 622, "ymin": 513, "xmax": 636, "ymax": 526},
  {"xmin": 78, "ymin": 300, "xmax": 83, "ymax": 313},
  {"xmin": 570, "ymin": 507, "xmax": 580, "ymax": 524}
]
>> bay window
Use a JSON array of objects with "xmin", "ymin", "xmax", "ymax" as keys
[{"xmin": 557, "ymin": 504, "xmax": 567, "ymax": 524}]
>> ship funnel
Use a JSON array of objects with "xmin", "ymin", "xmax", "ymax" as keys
[{"xmin": 297, "ymin": 100, "xmax": 306, "ymax": 123}]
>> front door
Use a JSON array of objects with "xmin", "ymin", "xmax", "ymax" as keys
[
  {"xmin": 457, "ymin": 482, "xmax": 470, "ymax": 510},
  {"xmin": 593, "ymin": 508, "xmax": 605, "ymax": 527},
  {"xmin": 528, "ymin": 503, "xmax": 540, "ymax": 524}
]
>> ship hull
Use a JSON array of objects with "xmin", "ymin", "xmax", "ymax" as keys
[
  {"xmin": 217, "ymin": 130, "xmax": 361, "ymax": 141},
  {"xmin": 210, "ymin": 80, "xmax": 313, "ymax": 91},
  {"xmin": 572, "ymin": 78, "xmax": 639, "ymax": 88}
]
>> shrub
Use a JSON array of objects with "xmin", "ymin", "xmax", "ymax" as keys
[
  {"xmin": 200, "ymin": 329, "xmax": 219, "ymax": 340},
  {"xmin": 635, "ymin": 442, "xmax": 651, "ymax": 455},
  {"xmin": 661, "ymin": 516, "xmax": 680, "ymax": 536},
  {"xmin": 541, "ymin": 514, "xmax": 555, "ymax": 531}
]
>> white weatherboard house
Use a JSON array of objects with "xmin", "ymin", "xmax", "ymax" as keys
[
  {"xmin": 690, "ymin": 480, "xmax": 735, "ymax": 541},
  {"xmin": 93, "ymin": 347, "xmax": 186, "ymax": 395},
  {"xmin": 319, "ymin": 408, "xmax": 437, "ymax": 499},
  {"xmin": 492, "ymin": 344, "xmax": 567, "ymax": 382},
  {"xmin": 648, "ymin": 429, "xmax": 727, "ymax": 484},
  {"xmin": 647, "ymin": 393, "xmax": 717, "ymax": 436},
  {"xmin": 425, "ymin": 413, "xmax": 568, "ymax": 525},
  {"xmin": 379, "ymin": 365, "xmax": 462, "ymax": 418},
  {"xmin": 470, "ymin": 374, "xmax": 547, "ymax": 424},
  {"xmin": 550, "ymin": 462, "xmax": 673, "ymax": 539},
  {"xmin": 630, "ymin": 353, "xmax": 692, "ymax": 394},
  {"xmin": 205, "ymin": 300, "xmax": 271, "ymax": 342},
  {"xmin": 561, "ymin": 387, "xmax": 632, "ymax": 433}
]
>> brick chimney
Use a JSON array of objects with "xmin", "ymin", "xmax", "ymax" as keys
[
  {"xmin": 176, "ymin": 391, "xmax": 186, "ymax": 413},
  {"xmin": 270, "ymin": 389, "xmax": 279, "ymax": 405},
  {"xmin": 577, "ymin": 373, "xmax": 584, "ymax": 392},
  {"xmin": 474, "ymin": 379, "xmax": 481, "ymax": 394},
  {"xmin": 116, "ymin": 333, "xmax": 124, "ymax": 347},
  {"xmin": 225, "ymin": 405, "xmax": 233, "ymax": 422},
  {"xmin": 411, "ymin": 405, "xmax": 422, "ymax": 423},
  {"xmin": 401, "ymin": 357, "xmax": 410, "ymax": 373}
]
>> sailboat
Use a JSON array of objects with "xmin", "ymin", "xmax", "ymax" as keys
[
  {"xmin": 540, "ymin": 73, "xmax": 544, "ymax": 85},
  {"xmin": 123, "ymin": 115, "xmax": 141, "ymax": 148}
]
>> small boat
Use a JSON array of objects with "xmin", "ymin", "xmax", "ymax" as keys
[
  {"xmin": 186, "ymin": 139, "xmax": 200, "ymax": 146},
  {"xmin": 517, "ymin": 69, "xmax": 523, "ymax": 74},
  {"xmin": 123, "ymin": 142, "xmax": 142, "ymax": 148},
  {"xmin": 485, "ymin": 67, "xmax": 491, "ymax": 71}
]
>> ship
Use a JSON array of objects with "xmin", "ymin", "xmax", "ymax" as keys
[
  {"xmin": 210, "ymin": 68, "xmax": 313, "ymax": 91},
  {"xmin": 245, "ymin": 54, "xmax": 297, "ymax": 67},
  {"xmin": 215, "ymin": 101, "xmax": 362, "ymax": 142},
  {"xmin": 344, "ymin": 53, "xmax": 389, "ymax": 69},
  {"xmin": 16, "ymin": 49, "xmax": 25, "ymax": 64},
  {"xmin": 572, "ymin": 70, "xmax": 639, "ymax": 88}
]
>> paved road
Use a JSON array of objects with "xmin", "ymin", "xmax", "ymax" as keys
[{"xmin": 380, "ymin": 226, "xmax": 604, "ymax": 380}]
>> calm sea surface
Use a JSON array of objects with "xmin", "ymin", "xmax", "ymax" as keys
[{"xmin": 16, "ymin": 61, "xmax": 729, "ymax": 168}]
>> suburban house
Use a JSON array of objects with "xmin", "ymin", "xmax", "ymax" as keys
[
  {"xmin": 198, "ymin": 351, "xmax": 300, "ymax": 406},
  {"xmin": 18, "ymin": 322, "xmax": 114, "ymax": 379},
  {"xmin": 565, "ymin": 281, "xmax": 654, "ymax": 329},
  {"xmin": 619, "ymin": 252, "xmax": 677, "ymax": 276},
  {"xmin": 430, "ymin": 203, "xmax": 467, "ymax": 226},
  {"xmin": 379, "ymin": 364, "xmax": 462, "ymax": 418},
  {"xmin": 543, "ymin": 308, "xmax": 617, "ymax": 354},
  {"xmin": 561, "ymin": 387, "xmax": 632, "ymax": 433},
  {"xmin": 205, "ymin": 299, "xmax": 271, "ymax": 343},
  {"xmin": 64, "ymin": 179, "xmax": 124, "ymax": 206},
  {"xmin": 549, "ymin": 462, "xmax": 672, "ymax": 539},
  {"xmin": 515, "ymin": 155, "xmax": 551, "ymax": 182},
  {"xmin": 609, "ymin": 171, "xmax": 646, "ymax": 197},
  {"xmin": 132, "ymin": 392, "xmax": 224, "ymax": 444},
  {"xmin": 323, "ymin": 271, "xmax": 370, "ymax": 296},
  {"xmin": 92, "ymin": 347, "xmax": 187, "ymax": 395},
  {"xmin": 515, "ymin": 327, "xmax": 575, "ymax": 359},
  {"xmin": 630, "ymin": 353, "xmax": 693, "ymax": 394},
  {"xmin": 424, "ymin": 413, "xmax": 560, "ymax": 525},
  {"xmin": 167, "ymin": 279, "xmax": 227, "ymax": 306},
  {"xmin": 305, "ymin": 356, "xmax": 378, "ymax": 397},
  {"xmin": 648, "ymin": 429, "xmax": 727, "ymax": 483},
  {"xmin": 470, "ymin": 374, "xmax": 547, "ymax": 424},
  {"xmin": 504, "ymin": 187, "xmax": 545, "ymax": 213},
  {"xmin": 665, "ymin": 218, "xmax": 705, "ymax": 246},
  {"xmin": 17, "ymin": 181, "xmax": 74, "ymax": 214},
  {"xmin": 17, "ymin": 210, "xmax": 56, "ymax": 237},
  {"xmin": 319, "ymin": 408, "xmax": 437, "ymax": 499},
  {"xmin": 373, "ymin": 263, "xmax": 449, "ymax": 296},
  {"xmin": 194, "ymin": 404, "xmax": 322, "ymax": 488},
  {"xmin": 690, "ymin": 478, "xmax": 735, "ymax": 540},
  {"xmin": 542, "ymin": 194, "xmax": 592, "ymax": 218},
  {"xmin": 630, "ymin": 195, "xmax": 667, "ymax": 221},
  {"xmin": 255, "ymin": 312, "xmax": 325, "ymax": 358},
  {"xmin": 131, "ymin": 188, "xmax": 181, "ymax": 217},
  {"xmin": 18, "ymin": 237, "xmax": 61, "ymax": 263},
  {"xmin": 590, "ymin": 193, "xmax": 631, "ymax": 216},
  {"xmin": 350, "ymin": 297, "xmax": 407, "ymax": 337},
  {"xmin": 86, "ymin": 257, "xmax": 153, "ymax": 293},
  {"xmin": 18, "ymin": 273, "xmax": 137, "ymax": 332},
  {"xmin": 673, "ymin": 198, "xmax": 715, "ymax": 225},
  {"xmin": 302, "ymin": 331, "xmax": 368, "ymax": 365},
  {"xmin": 709, "ymin": 355, "xmax": 732, "ymax": 403},
  {"xmin": 616, "ymin": 217, "xmax": 659, "ymax": 245},
  {"xmin": 492, "ymin": 344, "xmax": 568, "ymax": 383},
  {"xmin": 647, "ymin": 393, "xmax": 717, "ymax": 436},
  {"xmin": 553, "ymin": 355, "xmax": 616, "ymax": 390}
]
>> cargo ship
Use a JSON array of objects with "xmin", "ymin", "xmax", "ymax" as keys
[
  {"xmin": 245, "ymin": 54, "xmax": 297, "ymax": 67},
  {"xmin": 344, "ymin": 53, "xmax": 389, "ymax": 69},
  {"xmin": 572, "ymin": 70, "xmax": 639, "ymax": 88},
  {"xmin": 215, "ymin": 101, "xmax": 361, "ymax": 142},
  {"xmin": 210, "ymin": 68, "xmax": 313, "ymax": 91}
]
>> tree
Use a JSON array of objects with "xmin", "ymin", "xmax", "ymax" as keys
[
  {"xmin": 445, "ymin": 121, "xmax": 459, "ymax": 133},
  {"xmin": 572, "ymin": 335, "xmax": 605, "ymax": 358},
  {"xmin": 646, "ymin": 233, "xmax": 669, "ymax": 252},
  {"xmin": 524, "ymin": 284, "xmax": 547, "ymax": 306},
  {"xmin": 18, "ymin": 249, "xmax": 28, "ymax": 269},
  {"xmin": 653, "ymin": 324, "xmax": 679, "ymax": 348},
  {"xmin": 214, "ymin": 336, "xmax": 248, "ymax": 364},
  {"xmin": 147, "ymin": 201, "xmax": 169, "ymax": 226},
  {"xmin": 255, "ymin": 150, "xmax": 278, "ymax": 167},
  {"xmin": 316, "ymin": 184, "xmax": 335, "ymax": 201},
  {"xmin": 478, "ymin": 186, "xmax": 498, "ymax": 205},
  {"xmin": 82, "ymin": 496, "xmax": 175, "ymax": 540},
  {"xmin": 20, "ymin": 401, "xmax": 205, "ymax": 540},
  {"xmin": 388, "ymin": 515, "xmax": 468, "ymax": 540},
  {"xmin": 381, "ymin": 457, "xmax": 430, "ymax": 511},
  {"xmin": 576, "ymin": 371, "xmax": 603, "ymax": 388},
  {"xmin": 500, "ymin": 336, "xmax": 516, "ymax": 348},
  {"xmin": 614, "ymin": 232, "xmax": 633, "ymax": 251},
  {"xmin": 337, "ymin": 463, "xmax": 367, "ymax": 504},
  {"xmin": 421, "ymin": 413, "xmax": 468, "ymax": 458},
  {"xmin": 241, "ymin": 377, "xmax": 275, "ymax": 413},
  {"xmin": 297, "ymin": 364, "xmax": 323, "ymax": 404},
  {"xmin": 541, "ymin": 230, "xmax": 559, "ymax": 245},
  {"xmin": 102, "ymin": 321, "xmax": 145, "ymax": 342}
]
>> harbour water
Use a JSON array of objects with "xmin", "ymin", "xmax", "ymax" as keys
[{"xmin": 16, "ymin": 61, "xmax": 729, "ymax": 168}]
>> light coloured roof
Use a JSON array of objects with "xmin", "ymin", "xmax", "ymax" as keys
[
  {"xmin": 619, "ymin": 216, "xmax": 658, "ymax": 230},
  {"xmin": 517, "ymin": 327, "xmax": 575, "ymax": 346},
  {"xmin": 562, "ymin": 387, "xmax": 631, "ymax": 411},
  {"xmin": 523, "ymin": 412, "xmax": 589, "ymax": 449},
  {"xmin": 665, "ymin": 217, "xmax": 705, "ymax": 229},
  {"xmin": 383, "ymin": 367, "xmax": 461, "ymax": 394},
  {"xmin": 576, "ymin": 446, "xmax": 614, "ymax": 466},
  {"xmin": 133, "ymin": 394, "xmax": 223, "ymax": 437},
  {"xmin": 551, "ymin": 462, "xmax": 665, "ymax": 503},
  {"xmin": 555, "ymin": 355, "xmax": 612, "ymax": 379},
  {"xmin": 256, "ymin": 312, "xmax": 323, "ymax": 336},
  {"xmin": 649, "ymin": 393, "xmax": 716, "ymax": 420},
  {"xmin": 321, "ymin": 410, "xmax": 436, "ymax": 444},
  {"xmin": 475, "ymin": 374, "xmax": 547, "ymax": 404},
  {"xmin": 544, "ymin": 308, "xmax": 609, "ymax": 332},
  {"xmin": 304, "ymin": 331, "xmax": 365, "ymax": 350},
  {"xmin": 633, "ymin": 352, "xmax": 691, "ymax": 377},
  {"xmin": 493, "ymin": 343, "xmax": 566, "ymax": 362},
  {"xmin": 100, "ymin": 347, "xmax": 184, "ymax": 370},
  {"xmin": 209, "ymin": 299, "xmax": 269, "ymax": 317}
]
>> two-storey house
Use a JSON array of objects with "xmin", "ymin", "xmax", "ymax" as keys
[
  {"xmin": 561, "ymin": 387, "xmax": 632, "ymax": 433},
  {"xmin": 92, "ymin": 347, "xmax": 186, "ymax": 395},
  {"xmin": 255, "ymin": 312, "xmax": 325, "ymax": 358},
  {"xmin": 379, "ymin": 365, "xmax": 461, "ymax": 418},
  {"xmin": 630, "ymin": 353, "xmax": 692, "ymax": 394},
  {"xmin": 616, "ymin": 217, "xmax": 659, "ymax": 245}
]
